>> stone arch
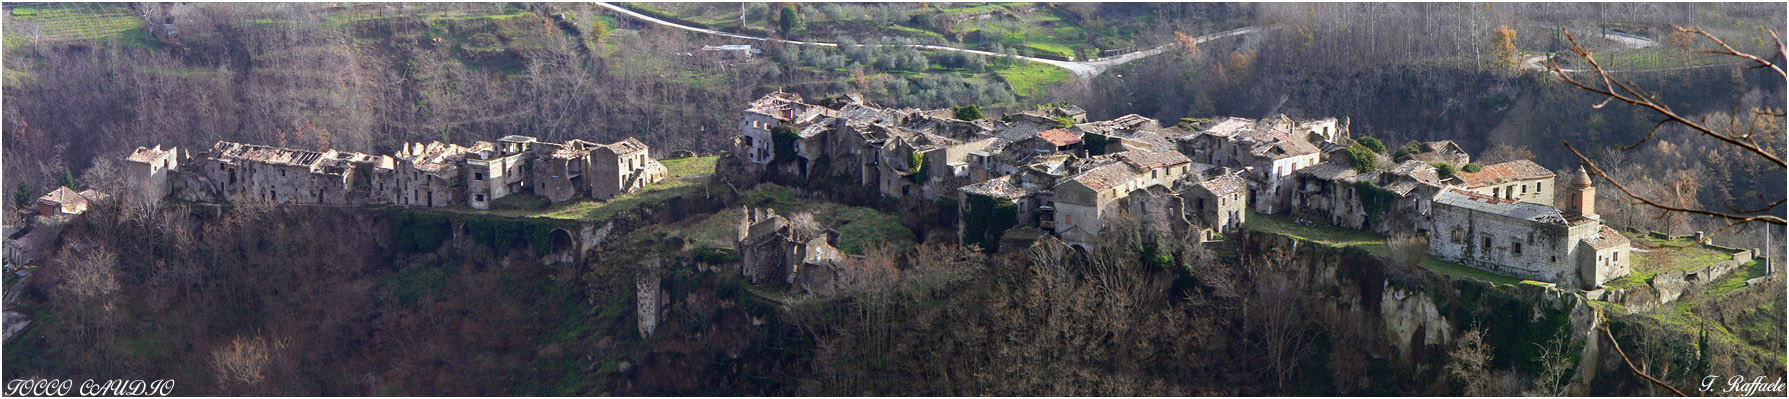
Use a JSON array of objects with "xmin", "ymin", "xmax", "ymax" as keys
[{"xmin": 548, "ymin": 227, "xmax": 578, "ymax": 264}]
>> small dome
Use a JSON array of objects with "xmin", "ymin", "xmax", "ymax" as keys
[{"xmin": 1572, "ymin": 166, "xmax": 1593, "ymax": 188}]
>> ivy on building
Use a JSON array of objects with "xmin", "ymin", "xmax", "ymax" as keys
[
  {"xmin": 771, "ymin": 125, "xmax": 799, "ymax": 162},
  {"xmin": 1084, "ymin": 133, "xmax": 1114, "ymax": 156},
  {"xmin": 961, "ymin": 193, "xmax": 1018, "ymax": 252}
]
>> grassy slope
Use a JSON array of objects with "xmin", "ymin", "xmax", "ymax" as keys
[
  {"xmin": 996, "ymin": 62, "xmax": 1070, "ymax": 98},
  {"xmin": 1244, "ymin": 212, "xmax": 1523, "ymax": 285},
  {"xmin": 466, "ymin": 156, "xmax": 717, "ymax": 221}
]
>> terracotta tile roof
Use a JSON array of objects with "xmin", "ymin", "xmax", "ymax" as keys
[
  {"xmin": 213, "ymin": 141, "xmax": 325, "ymax": 168},
  {"xmin": 38, "ymin": 186, "xmax": 85, "ymax": 206},
  {"xmin": 1456, "ymin": 160, "xmax": 1555, "ymax": 187},
  {"xmin": 1582, "ymin": 225, "xmax": 1631, "ymax": 250},
  {"xmin": 1115, "ymin": 149, "xmax": 1191, "ymax": 170},
  {"xmin": 959, "ymin": 178, "xmax": 1028, "ymax": 200},
  {"xmin": 1035, "ymin": 128, "xmax": 1082, "ymax": 147},
  {"xmin": 125, "ymin": 146, "xmax": 169, "ymax": 164},
  {"xmin": 1198, "ymin": 117, "xmax": 1256, "ymax": 138},
  {"xmin": 1249, "ymin": 138, "xmax": 1320, "ymax": 159},
  {"xmin": 1065, "ymin": 162, "xmax": 1141, "ymax": 191},
  {"xmin": 1388, "ymin": 160, "xmax": 1442, "ymax": 185},
  {"xmin": 609, "ymin": 137, "xmax": 648, "ymax": 154},
  {"xmin": 1296, "ymin": 161, "xmax": 1358, "ymax": 180},
  {"xmin": 1197, "ymin": 174, "xmax": 1247, "ymax": 196}
]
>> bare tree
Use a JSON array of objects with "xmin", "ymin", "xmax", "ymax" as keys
[
  {"xmin": 1523, "ymin": 331, "xmax": 1575, "ymax": 396},
  {"xmin": 1446, "ymin": 326, "xmax": 1497, "ymax": 396},
  {"xmin": 788, "ymin": 212, "xmax": 824, "ymax": 241},
  {"xmin": 1547, "ymin": 27, "xmax": 1786, "ymax": 244},
  {"xmin": 1242, "ymin": 247, "xmax": 1320, "ymax": 393},
  {"xmin": 212, "ymin": 335, "xmax": 285, "ymax": 386}
]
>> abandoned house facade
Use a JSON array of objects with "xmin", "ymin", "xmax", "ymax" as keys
[{"xmin": 126, "ymin": 135, "xmax": 666, "ymax": 210}]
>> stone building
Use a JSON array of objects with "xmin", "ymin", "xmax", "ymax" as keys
[
  {"xmin": 591, "ymin": 138, "xmax": 667, "ymax": 201},
  {"xmin": 387, "ymin": 141, "xmax": 469, "ymax": 207},
  {"xmin": 1185, "ymin": 171, "xmax": 1249, "ymax": 240},
  {"xmin": 34, "ymin": 187, "xmax": 90, "ymax": 217},
  {"xmin": 738, "ymin": 90, "xmax": 822, "ymax": 166},
  {"xmin": 123, "ymin": 145, "xmax": 180, "ymax": 201},
  {"xmin": 136, "ymin": 133, "xmax": 663, "ymax": 210},
  {"xmin": 1291, "ymin": 159, "xmax": 1446, "ymax": 235},
  {"xmin": 1051, "ymin": 149, "xmax": 1193, "ymax": 247},
  {"xmin": 1453, "ymin": 160, "xmax": 1555, "ymax": 205},
  {"xmin": 1175, "ymin": 116, "xmax": 1324, "ymax": 215},
  {"xmin": 737, "ymin": 207, "xmax": 795, "ymax": 285},
  {"xmin": 199, "ymin": 141, "xmax": 377, "ymax": 205},
  {"xmin": 463, "ymin": 137, "xmax": 532, "ymax": 209},
  {"xmin": 1427, "ymin": 167, "xmax": 1630, "ymax": 289}
]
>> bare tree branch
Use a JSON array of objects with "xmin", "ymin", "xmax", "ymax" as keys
[
  {"xmin": 1591, "ymin": 305, "xmax": 1688, "ymax": 397},
  {"xmin": 1564, "ymin": 142, "xmax": 1785, "ymax": 233},
  {"xmin": 1547, "ymin": 28, "xmax": 1786, "ymax": 168}
]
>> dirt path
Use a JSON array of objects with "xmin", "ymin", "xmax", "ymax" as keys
[{"xmin": 593, "ymin": 2, "xmax": 1256, "ymax": 82}]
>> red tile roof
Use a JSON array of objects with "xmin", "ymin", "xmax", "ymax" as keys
[
  {"xmin": 1582, "ymin": 226, "xmax": 1631, "ymax": 250},
  {"xmin": 1066, "ymin": 162, "xmax": 1140, "ymax": 191},
  {"xmin": 1035, "ymin": 129, "xmax": 1081, "ymax": 147},
  {"xmin": 1115, "ymin": 149, "xmax": 1191, "ymax": 170},
  {"xmin": 1457, "ymin": 160, "xmax": 1556, "ymax": 187},
  {"xmin": 37, "ymin": 186, "xmax": 86, "ymax": 206}
]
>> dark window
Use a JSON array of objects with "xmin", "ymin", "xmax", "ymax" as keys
[
  {"xmin": 1513, "ymin": 242, "xmax": 1523, "ymax": 255},
  {"xmin": 476, "ymin": 194, "xmax": 485, "ymax": 202},
  {"xmin": 1483, "ymin": 236, "xmax": 1492, "ymax": 249},
  {"xmin": 475, "ymin": 172, "xmax": 484, "ymax": 181}
]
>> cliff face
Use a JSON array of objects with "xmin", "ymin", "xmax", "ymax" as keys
[{"xmin": 4, "ymin": 193, "xmax": 1759, "ymax": 396}]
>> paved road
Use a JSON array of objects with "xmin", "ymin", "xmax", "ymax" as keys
[{"xmin": 592, "ymin": 2, "xmax": 1255, "ymax": 81}]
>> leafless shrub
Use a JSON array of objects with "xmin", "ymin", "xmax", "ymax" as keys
[
  {"xmin": 1386, "ymin": 234, "xmax": 1429, "ymax": 269},
  {"xmin": 212, "ymin": 335, "xmax": 285, "ymax": 385}
]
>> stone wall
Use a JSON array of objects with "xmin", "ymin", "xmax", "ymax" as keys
[{"xmin": 1429, "ymin": 200, "xmax": 1576, "ymax": 284}]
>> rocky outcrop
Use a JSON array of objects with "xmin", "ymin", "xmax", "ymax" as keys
[{"xmin": 1379, "ymin": 284, "xmax": 1452, "ymax": 360}]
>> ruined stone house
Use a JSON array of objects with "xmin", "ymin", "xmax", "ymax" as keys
[
  {"xmin": 123, "ymin": 145, "xmax": 180, "ymax": 201},
  {"xmin": 1395, "ymin": 140, "xmax": 1470, "ymax": 166},
  {"xmin": 135, "ymin": 134, "xmax": 663, "ymax": 210},
  {"xmin": 1174, "ymin": 116, "xmax": 1326, "ymax": 215},
  {"xmin": 1051, "ymin": 149, "xmax": 1194, "ymax": 248}
]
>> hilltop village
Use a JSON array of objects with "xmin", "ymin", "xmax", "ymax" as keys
[
  {"xmin": 729, "ymin": 91, "xmax": 1633, "ymax": 291},
  {"xmin": 72, "ymin": 90, "xmax": 1633, "ymax": 293}
]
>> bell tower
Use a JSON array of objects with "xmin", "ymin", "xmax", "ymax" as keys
[{"xmin": 1564, "ymin": 167, "xmax": 1596, "ymax": 220}]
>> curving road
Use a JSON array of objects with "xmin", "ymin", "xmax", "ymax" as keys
[{"xmin": 592, "ymin": 2, "xmax": 1256, "ymax": 81}]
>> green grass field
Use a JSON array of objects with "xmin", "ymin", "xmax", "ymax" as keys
[
  {"xmin": 6, "ymin": 3, "xmax": 145, "ymax": 46},
  {"xmin": 995, "ymin": 61, "xmax": 1071, "ymax": 97}
]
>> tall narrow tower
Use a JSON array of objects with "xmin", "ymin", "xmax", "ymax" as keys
[{"xmin": 1564, "ymin": 167, "xmax": 1597, "ymax": 219}]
